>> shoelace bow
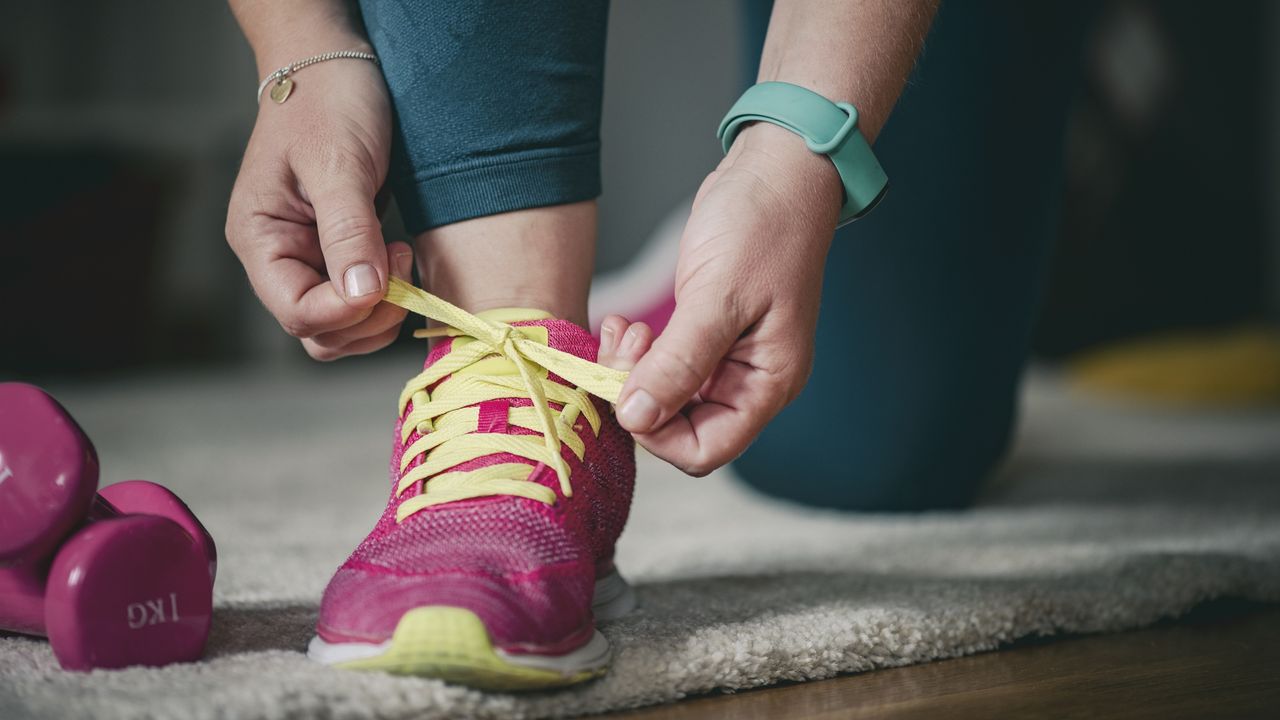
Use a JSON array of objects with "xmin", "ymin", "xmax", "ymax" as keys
[{"xmin": 383, "ymin": 277, "xmax": 629, "ymax": 522}]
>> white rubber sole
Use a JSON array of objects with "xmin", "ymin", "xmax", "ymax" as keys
[{"xmin": 307, "ymin": 569, "xmax": 638, "ymax": 688}]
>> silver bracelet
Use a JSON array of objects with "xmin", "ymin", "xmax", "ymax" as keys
[{"xmin": 256, "ymin": 50, "xmax": 380, "ymax": 104}]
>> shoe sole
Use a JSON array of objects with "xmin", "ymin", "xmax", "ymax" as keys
[{"xmin": 307, "ymin": 569, "xmax": 637, "ymax": 690}]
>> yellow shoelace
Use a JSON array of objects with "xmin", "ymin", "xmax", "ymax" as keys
[{"xmin": 383, "ymin": 278, "xmax": 629, "ymax": 522}]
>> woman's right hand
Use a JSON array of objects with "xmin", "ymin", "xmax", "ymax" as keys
[{"xmin": 225, "ymin": 41, "xmax": 413, "ymax": 361}]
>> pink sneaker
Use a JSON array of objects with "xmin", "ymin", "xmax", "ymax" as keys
[{"xmin": 308, "ymin": 280, "xmax": 637, "ymax": 690}]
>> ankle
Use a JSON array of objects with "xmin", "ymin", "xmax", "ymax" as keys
[
  {"xmin": 442, "ymin": 291, "xmax": 588, "ymax": 329},
  {"xmin": 414, "ymin": 202, "xmax": 596, "ymax": 330}
]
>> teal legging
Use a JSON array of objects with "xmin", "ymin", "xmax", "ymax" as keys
[
  {"xmin": 357, "ymin": 0, "xmax": 1092, "ymax": 511},
  {"xmin": 357, "ymin": 0, "xmax": 609, "ymax": 234}
]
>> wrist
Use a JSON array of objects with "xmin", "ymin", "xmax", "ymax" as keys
[{"xmin": 729, "ymin": 123, "xmax": 843, "ymax": 217}]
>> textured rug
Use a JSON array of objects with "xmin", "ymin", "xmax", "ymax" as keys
[{"xmin": 2, "ymin": 356, "xmax": 1279, "ymax": 719}]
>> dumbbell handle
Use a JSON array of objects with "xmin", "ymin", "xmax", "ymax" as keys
[
  {"xmin": 88, "ymin": 495, "xmax": 120, "ymax": 521},
  {"xmin": 0, "ymin": 488, "xmax": 214, "ymax": 638},
  {"xmin": 0, "ymin": 497, "xmax": 139, "ymax": 636},
  {"xmin": 0, "ymin": 555, "xmax": 47, "ymax": 635}
]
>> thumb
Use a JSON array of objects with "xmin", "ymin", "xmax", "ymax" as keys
[
  {"xmin": 616, "ymin": 295, "xmax": 742, "ymax": 434},
  {"xmin": 308, "ymin": 172, "xmax": 387, "ymax": 308}
]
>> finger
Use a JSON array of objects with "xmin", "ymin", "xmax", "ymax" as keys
[
  {"xmin": 600, "ymin": 321, "xmax": 653, "ymax": 372},
  {"xmin": 632, "ymin": 405, "xmax": 739, "ymax": 477},
  {"xmin": 598, "ymin": 315, "xmax": 627, "ymax": 359},
  {"xmin": 308, "ymin": 301, "xmax": 406, "ymax": 349},
  {"xmin": 599, "ymin": 315, "xmax": 652, "ymax": 369},
  {"xmin": 251, "ymin": 245, "xmax": 374, "ymax": 338},
  {"xmin": 387, "ymin": 240, "xmax": 415, "ymax": 283},
  {"xmin": 616, "ymin": 296, "xmax": 743, "ymax": 434},
  {"xmin": 308, "ymin": 242, "xmax": 413, "ymax": 348},
  {"xmin": 228, "ymin": 160, "xmax": 378, "ymax": 338},
  {"xmin": 302, "ymin": 324, "xmax": 402, "ymax": 362},
  {"xmin": 303, "ymin": 166, "xmax": 388, "ymax": 308},
  {"xmin": 616, "ymin": 322, "xmax": 654, "ymax": 368},
  {"xmin": 631, "ymin": 358, "xmax": 773, "ymax": 476}
]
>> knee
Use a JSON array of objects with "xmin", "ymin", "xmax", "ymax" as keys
[{"xmin": 733, "ymin": 395, "xmax": 1017, "ymax": 513}]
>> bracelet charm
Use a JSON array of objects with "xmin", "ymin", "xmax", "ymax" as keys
[
  {"xmin": 268, "ymin": 76, "xmax": 294, "ymax": 104},
  {"xmin": 256, "ymin": 50, "xmax": 380, "ymax": 105}
]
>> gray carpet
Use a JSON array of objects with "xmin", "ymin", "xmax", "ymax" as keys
[{"xmin": 3, "ymin": 356, "xmax": 1279, "ymax": 719}]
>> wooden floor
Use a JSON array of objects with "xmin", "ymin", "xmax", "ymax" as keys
[{"xmin": 600, "ymin": 600, "xmax": 1280, "ymax": 720}]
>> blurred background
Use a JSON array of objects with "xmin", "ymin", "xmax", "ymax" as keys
[{"xmin": 1, "ymin": 0, "xmax": 1278, "ymax": 406}]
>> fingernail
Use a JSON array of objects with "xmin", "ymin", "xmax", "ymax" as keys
[
  {"xmin": 618, "ymin": 389, "xmax": 659, "ymax": 431},
  {"xmin": 394, "ymin": 253, "xmax": 414, "ymax": 278},
  {"xmin": 344, "ymin": 263, "xmax": 379, "ymax": 298},
  {"xmin": 599, "ymin": 324, "xmax": 616, "ymax": 353},
  {"xmin": 618, "ymin": 327, "xmax": 639, "ymax": 355}
]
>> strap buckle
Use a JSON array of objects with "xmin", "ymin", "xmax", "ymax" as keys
[{"xmin": 805, "ymin": 102, "xmax": 859, "ymax": 155}]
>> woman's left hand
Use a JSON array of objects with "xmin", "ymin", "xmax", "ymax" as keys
[{"xmin": 602, "ymin": 122, "xmax": 844, "ymax": 476}]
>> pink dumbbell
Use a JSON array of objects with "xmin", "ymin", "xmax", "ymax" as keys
[{"xmin": 0, "ymin": 382, "xmax": 216, "ymax": 671}]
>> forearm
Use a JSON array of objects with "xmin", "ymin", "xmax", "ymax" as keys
[
  {"xmin": 228, "ymin": 0, "xmax": 372, "ymax": 77},
  {"xmin": 758, "ymin": 0, "xmax": 938, "ymax": 141}
]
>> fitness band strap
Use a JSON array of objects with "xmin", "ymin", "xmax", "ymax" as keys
[{"xmin": 717, "ymin": 81, "xmax": 888, "ymax": 226}]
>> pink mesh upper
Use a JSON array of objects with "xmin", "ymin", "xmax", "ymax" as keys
[{"xmin": 316, "ymin": 319, "xmax": 635, "ymax": 654}]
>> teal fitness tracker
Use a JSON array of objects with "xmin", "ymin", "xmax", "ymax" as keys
[{"xmin": 717, "ymin": 81, "xmax": 888, "ymax": 226}]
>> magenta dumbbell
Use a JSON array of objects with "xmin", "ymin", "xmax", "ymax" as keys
[
  {"xmin": 0, "ymin": 382, "xmax": 216, "ymax": 671},
  {"xmin": 0, "ymin": 382, "xmax": 100, "ymax": 563}
]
